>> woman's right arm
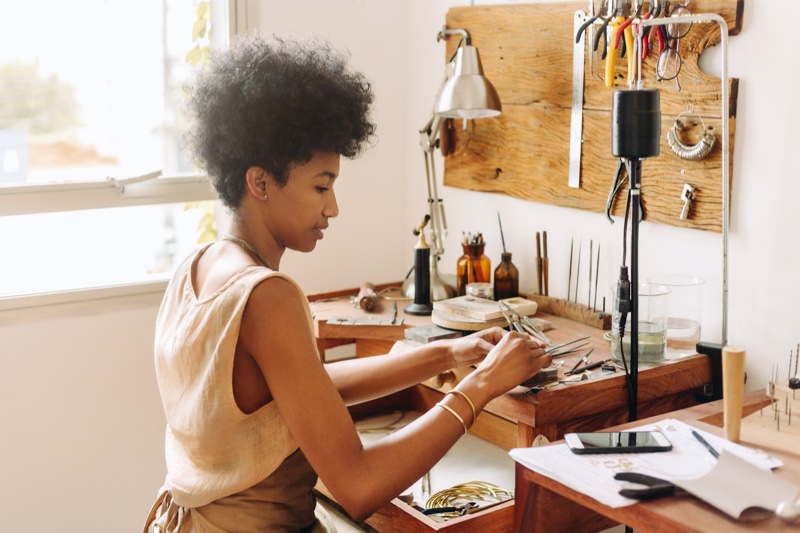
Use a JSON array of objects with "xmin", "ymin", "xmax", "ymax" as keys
[{"xmin": 240, "ymin": 277, "xmax": 549, "ymax": 521}]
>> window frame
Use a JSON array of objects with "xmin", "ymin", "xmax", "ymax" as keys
[{"xmin": 0, "ymin": 0, "xmax": 260, "ymax": 313}]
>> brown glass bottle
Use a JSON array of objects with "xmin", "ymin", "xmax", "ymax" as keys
[
  {"xmin": 456, "ymin": 243, "xmax": 491, "ymax": 296},
  {"xmin": 493, "ymin": 252, "xmax": 519, "ymax": 300}
]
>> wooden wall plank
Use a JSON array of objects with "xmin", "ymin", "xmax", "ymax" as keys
[{"xmin": 442, "ymin": 1, "xmax": 743, "ymax": 233}]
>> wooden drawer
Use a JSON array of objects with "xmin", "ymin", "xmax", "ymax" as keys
[{"xmin": 318, "ymin": 385, "xmax": 518, "ymax": 532}]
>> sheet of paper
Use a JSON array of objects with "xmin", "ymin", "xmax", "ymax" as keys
[
  {"xmin": 671, "ymin": 450, "xmax": 799, "ymax": 519},
  {"xmin": 509, "ymin": 419, "xmax": 784, "ymax": 510}
]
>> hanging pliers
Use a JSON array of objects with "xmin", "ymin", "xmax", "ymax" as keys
[
  {"xmin": 606, "ymin": 159, "xmax": 627, "ymax": 224},
  {"xmin": 606, "ymin": 159, "xmax": 643, "ymax": 224},
  {"xmin": 645, "ymin": 1, "xmax": 667, "ymax": 58},
  {"xmin": 607, "ymin": 2, "xmax": 641, "ymax": 86},
  {"xmin": 575, "ymin": 0, "xmax": 607, "ymax": 44}
]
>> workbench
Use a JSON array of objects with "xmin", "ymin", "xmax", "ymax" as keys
[
  {"xmin": 309, "ymin": 287, "xmax": 713, "ymax": 449},
  {"xmin": 309, "ymin": 286, "xmax": 715, "ymax": 532},
  {"xmin": 512, "ymin": 391, "xmax": 792, "ymax": 533}
]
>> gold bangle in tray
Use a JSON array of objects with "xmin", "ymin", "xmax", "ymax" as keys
[
  {"xmin": 445, "ymin": 390, "xmax": 476, "ymax": 424},
  {"xmin": 436, "ymin": 403, "xmax": 468, "ymax": 435}
]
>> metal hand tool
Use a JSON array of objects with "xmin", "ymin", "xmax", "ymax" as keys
[
  {"xmin": 544, "ymin": 336, "xmax": 590, "ymax": 355},
  {"xmin": 593, "ymin": 243, "xmax": 601, "ymax": 311},
  {"xmin": 567, "ymin": 238, "xmax": 574, "ymax": 301},
  {"xmin": 542, "ymin": 231, "xmax": 549, "ymax": 296},
  {"xmin": 567, "ymin": 348, "xmax": 594, "ymax": 374},
  {"xmin": 535, "ymin": 232, "xmax": 543, "ymax": 294},
  {"xmin": 499, "ymin": 301, "xmax": 552, "ymax": 346},
  {"xmin": 547, "ymin": 342, "xmax": 591, "ymax": 358},
  {"xmin": 566, "ymin": 358, "xmax": 612, "ymax": 376}
]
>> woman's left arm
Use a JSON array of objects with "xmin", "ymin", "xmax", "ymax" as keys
[{"xmin": 325, "ymin": 329, "xmax": 503, "ymax": 405}]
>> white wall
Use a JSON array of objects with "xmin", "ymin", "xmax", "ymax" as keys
[
  {"xmin": 0, "ymin": 299, "xmax": 165, "ymax": 530},
  {"xmin": 0, "ymin": 1, "xmax": 797, "ymax": 530}
]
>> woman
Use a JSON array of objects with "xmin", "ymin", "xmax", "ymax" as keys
[{"xmin": 144, "ymin": 33, "xmax": 550, "ymax": 532}]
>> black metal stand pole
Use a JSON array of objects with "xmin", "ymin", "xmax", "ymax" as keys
[{"xmin": 629, "ymin": 158, "xmax": 642, "ymax": 422}]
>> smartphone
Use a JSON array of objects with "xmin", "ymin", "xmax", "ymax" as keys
[{"xmin": 564, "ymin": 431, "xmax": 672, "ymax": 454}]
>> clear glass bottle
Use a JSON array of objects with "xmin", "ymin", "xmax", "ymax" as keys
[
  {"xmin": 493, "ymin": 252, "xmax": 519, "ymax": 300},
  {"xmin": 456, "ymin": 243, "xmax": 491, "ymax": 296}
]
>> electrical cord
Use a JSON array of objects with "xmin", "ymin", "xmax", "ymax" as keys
[{"xmin": 616, "ymin": 174, "xmax": 635, "ymax": 410}]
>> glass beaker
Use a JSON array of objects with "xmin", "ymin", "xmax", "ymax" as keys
[
  {"xmin": 647, "ymin": 275, "xmax": 705, "ymax": 356},
  {"xmin": 611, "ymin": 283, "xmax": 670, "ymax": 365}
]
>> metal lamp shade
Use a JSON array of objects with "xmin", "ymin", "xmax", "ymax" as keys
[{"xmin": 435, "ymin": 45, "xmax": 502, "ymax": 119}]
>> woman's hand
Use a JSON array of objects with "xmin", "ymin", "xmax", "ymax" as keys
[
  {"xmin": 469, "ymin": 330, "xmax": 551, "ymax": 399},
  {"xmin": 444, "ymin": 326, "xmax": 509, "ymax": 368}
]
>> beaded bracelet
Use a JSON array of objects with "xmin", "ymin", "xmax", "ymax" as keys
[
  {"xmin": 446, "ymin": 390, "xmax": 476, "ymax": 424},
  {"xmin": 437, "ymin": 403, "xmax": 468, "ymax": 435}
]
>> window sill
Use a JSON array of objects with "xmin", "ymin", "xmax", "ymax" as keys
[{"xmin": 0, "ymin": 280, "xmax": 169, "ymax": 325}]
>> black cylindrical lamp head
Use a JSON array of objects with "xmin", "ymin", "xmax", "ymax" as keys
[{"xmin": 612, "ymin": 89, "xmax": 661, "ymax": 159}]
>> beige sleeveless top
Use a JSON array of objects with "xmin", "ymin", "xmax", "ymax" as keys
[{"xmin": 145, "ymin": 245, "xmax": 335, "ymax": 532}]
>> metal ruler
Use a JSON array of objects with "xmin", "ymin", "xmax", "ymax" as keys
[{"xmin": 568, "ymin": 10, "xmax": 586, "ymax": 189}]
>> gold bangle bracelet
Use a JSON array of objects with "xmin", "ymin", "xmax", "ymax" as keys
[
  {"xmin": 446, "ymin": 390, "xmax": 476, "ymax": 424},
  {"xmin": 437, "ymin": 403, "xmax": 468, "ymax": 435}
]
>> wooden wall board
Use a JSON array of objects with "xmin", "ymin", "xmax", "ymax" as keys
[{"xmin": 442, "ymin": 1, "xmax": 743, "ymax": 233}]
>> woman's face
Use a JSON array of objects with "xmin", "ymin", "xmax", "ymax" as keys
[{"xmin": 266, "ymin": 151, "xmax": 340, "ymax": 253}]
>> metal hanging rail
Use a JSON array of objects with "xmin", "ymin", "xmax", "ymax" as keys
[{"xmin": 635, "ymin": 13, "xmax": 730, "ymax": 347}]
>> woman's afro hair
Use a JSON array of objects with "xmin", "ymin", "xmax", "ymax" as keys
[{"xmin": 184, "ymin": 33, "xmax": 376, "ymax": 208}]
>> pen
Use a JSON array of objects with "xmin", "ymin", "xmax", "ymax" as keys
[
  {"xmin": 691, "ymin": 430, "xmax": 720, "ymax": 459},
  {"xmin": 391, "ymin": 301, "xmax": 397, "ymax": 325}
]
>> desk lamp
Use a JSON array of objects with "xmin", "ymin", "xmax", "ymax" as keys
[{"xmin": 405, "ymin": 27, "xmax": 502, "ymax": 304}]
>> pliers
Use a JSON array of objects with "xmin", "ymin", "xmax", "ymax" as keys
[
  {"xmin": 605, "ymin": 159, "xmax": 643, "ymax": 224},
  {"xmin": 615, "ymin": 472, "xmax": 676, "ymax": 500},
  {"xmin": 607, "ymin": 1, "xmax": 642, "ymax": 86},
  {"xmin": 642, "ymin": 1, "xmax": 667, "ymax": 59},
  {"xmin": 575, "ymin": 0, "xmax": 607, "ymax": 44}
]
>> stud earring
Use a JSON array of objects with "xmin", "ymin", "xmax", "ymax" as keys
[{"xmin": 667, "ymin": 104, "xmax": 716, "ymax": 161}]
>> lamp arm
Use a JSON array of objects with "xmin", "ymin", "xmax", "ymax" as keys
[
  {"xmin": 419, "ymin": 112, "xmax": 447, "ymax": 259},
  {"xmin": 437, "ymin": 27, "xmax": 470, "ymax": 46}
]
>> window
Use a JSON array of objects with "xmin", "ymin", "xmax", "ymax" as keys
[{"xmin": 0, "ymin": 0, "xmax": 233, "ymax": 300}]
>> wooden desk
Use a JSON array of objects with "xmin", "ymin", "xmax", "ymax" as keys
[
  {"xmin": 512, "ymin": 391, "xmax": 800, "ymax": 532},
  {"xmin": 309, "ymin": 285, "xmax": 425, "ymax": 359},
  {"xmin": 310, "ymin": 289, "xmax": 713, "ymax": 449}
]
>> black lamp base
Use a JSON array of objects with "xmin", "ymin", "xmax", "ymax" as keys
[{"xmin": 404, "ymin": 302, "xmax": 433, "ymax": 316}]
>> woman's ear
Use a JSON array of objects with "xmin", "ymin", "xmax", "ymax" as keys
[{"xmin": 244, "ymin": 166, "xmax": 271, "ymax": 201}]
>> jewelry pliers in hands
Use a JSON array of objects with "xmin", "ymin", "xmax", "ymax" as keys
[{"xmin": 499, "ymin": 301, "xmax": 552, "ymax": 347}]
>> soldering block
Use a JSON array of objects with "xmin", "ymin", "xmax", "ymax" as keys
[
  {"xmin": 404, "ymin": 324, "xmax": 462, "ymax": 344},
  {"xmin": 521, "ymin": 366, "xmax": 559, "ymax": 387}
]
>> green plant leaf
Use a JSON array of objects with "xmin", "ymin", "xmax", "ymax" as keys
[
  {"xmin": 192, "ymin": 17, "xmax": 208, "ymax": 40},
  {"xmin": 185, "ymin": 45, "xmax": 202, "ymax": 66},
  {"xmin": 198, "ymin": 229, "xmax": 217, "ymax": 243}
]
